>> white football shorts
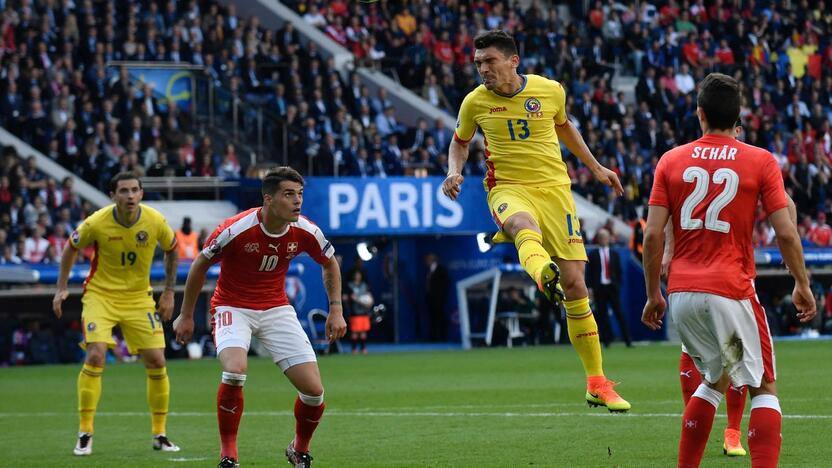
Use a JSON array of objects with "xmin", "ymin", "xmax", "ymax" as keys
[
  {"xmin": 212, "ymin": 305, "xmax": 316, "ymax": 371},
  {"xmin": 669, "ymin": 292, "xmax": 776, "ymax": 388}
]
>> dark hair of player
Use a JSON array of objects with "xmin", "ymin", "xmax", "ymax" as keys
[
  {"xmin": 262, "ymin": 166, "xmax": 305, "ymax": 196},
  {"xmin": 697, "ymin": 73, "xmax": 740, "ymax": 131},
  {"xmin": 473, "ymin": 30, "xmax": 518, "ymax": 58},
  {"xmin": 109, "ymin": 171, "xmax": 142, "ymax": 193}
]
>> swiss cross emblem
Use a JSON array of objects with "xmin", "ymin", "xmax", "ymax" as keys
[
  {"xmin": 287, "ymin": 242, "xmax": 298, "ymax": 253},
  {"xmin": 684, "ymin": 419, "xmax": 697, "ymax": 429}
]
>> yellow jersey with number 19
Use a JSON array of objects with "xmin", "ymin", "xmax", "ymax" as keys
[
  {"xmin": 454, "ymin": 74, "xmax": 571, "ymax": 190},
  {"xmin": 69, "ymin": 204, "xmax": 177, "ymax": 299}
]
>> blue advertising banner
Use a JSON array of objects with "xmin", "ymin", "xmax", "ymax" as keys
[
  {"xmin": 122, "ymin": 67, "xmax": 194, "ymax": 112},
  {"xmin": 300, "ymin": 177, "xmax": 494, "ymax": 236}
]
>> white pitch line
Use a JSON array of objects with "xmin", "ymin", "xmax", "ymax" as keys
[
  {"xmin": 1, "ymin": 411, "xmax": 830, "ymax": 419},
  {"xmin": 168, "ymin": 457, "xmax": 209, "ymax": 463}
]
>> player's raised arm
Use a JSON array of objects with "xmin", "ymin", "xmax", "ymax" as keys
[
  {"xmin": 443, "ymin": 138, "xmax": 468, "ymax": 200},
  {"xmin": 555, "ymin": 118, "xmax": 623, "ymax": 197},
  {"xmin": 642, "ymin": 205, "xmax": 670, "ymax": 330},
  {"xmin": 321, "ymin": 255, "xmax": 346, "ymax": 343},
  {"xmin": 52, "ymin": 244, "xmax": 79, "ymax": 319},
  {"xmin": 173, "ymin": 252, "xmax": 211, "ymax": 344}
]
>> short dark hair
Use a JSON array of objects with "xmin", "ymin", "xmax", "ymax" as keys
[
  {"xmin": 262, "ymin": 166, "xmax": 304, "ymax": 196},
  {"xmin": 109, "ymin": 172, "xmax": 142, "ymax": 193},
  {"xmin": 697, "ymin": 73, "xmax": 740, "ymax": 131},
  {"xmin": 473, "ymin": 30, "xmax": 518, "ymax": 57}
]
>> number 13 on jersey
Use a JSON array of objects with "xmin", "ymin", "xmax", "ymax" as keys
[{"xmin": 507, "ymin": 119, "xmax": 530, "ymax": 140}]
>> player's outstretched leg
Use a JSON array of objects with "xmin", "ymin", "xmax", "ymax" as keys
[
  {"xmin": 679, "ymin": 383, "xmax": 723, "ymax": 467},
  {"xmin": 723, "ymin": 384, "xmax": 748, "ymax": 457},
  {"xmin": 75, "ymin": 343, "xmax": 106, "ymax": 456},
  {"xmin": 557, "ymin": 261, "xmax": 630, "ymax": 412},
  {"xmin": 285, "ymin": 362, "xmax": 326, "ymax": 467},
  {"xmin": 142, "ymin": 349, "xmax": 180, "ymax": 452}
]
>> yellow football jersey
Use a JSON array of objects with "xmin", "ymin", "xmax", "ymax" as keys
[
  {"xmin": 70, "ymin": 204, "xmax": 176, "ymax": 298},
  {"xmin": 454, "ymin": 74, "xmax": 571, "ymax": 190}
]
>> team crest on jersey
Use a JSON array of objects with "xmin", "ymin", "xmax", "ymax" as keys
[
  {"xmin": 87, "ymin": 322, "xmax": 96, "ymax": 331},
  {"xmin": 287, "ymin": 242, "xmax": 298, "ymax": 253},
  {"xmin": 207, "ymin": 238, "xmax": 222, "ymax": 255},
  {"xmin": 524, "ymin": 97, "xmax": 542, "ymax": 113},
  {"xmin": 135, "ymin": 230, "xmax": 149, "ymax": 247},
  {"xmin": 71, "ymin": 230, "xmax": 80, "ymax": 244},
  {"xmin": 244, "ymin": 242, "xmax": 260, "ymax": 253},
  {"xmin": 497, "ymin": 203, "xmax": 508, "ymax": 214}
]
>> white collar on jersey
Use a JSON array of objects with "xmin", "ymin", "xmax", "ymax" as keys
[{"xmin": 259, "ymin": 221, "xmax": 290, "ymax": 238}]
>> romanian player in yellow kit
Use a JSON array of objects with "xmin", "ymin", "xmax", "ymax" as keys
[
  {"xmin": 442, "ymin": 30, "xmax": 630, "ymax": 411},
  {"xmin": 52, "ymin": 172, "xmax": 182, "ymax": 455}
]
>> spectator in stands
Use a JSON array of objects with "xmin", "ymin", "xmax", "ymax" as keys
[{"xmin": 809, "ymin": 212, "xmax": 832, "ymax": 247}]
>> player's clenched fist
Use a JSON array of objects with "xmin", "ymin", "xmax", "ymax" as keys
[
  {"xmin": 325, "ymin": 305, "xmax": 347, "ymax": 343},
  {"xmin": 173, "ymin": 314, "xmax": 194, "ymax": 344},
  {"xmin": 441, "ymin": 173, "xmax": 464, "ymax": 200}
]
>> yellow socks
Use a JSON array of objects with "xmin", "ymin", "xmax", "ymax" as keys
[
  {"xmin": 146, "ymin": 367, "xmax": 170, "ymax": 435},
  {"xmin": 564, "ymin": 297, "xmax": 604, "ymax": 377},
  {"xmin": 514, "ymin": 229, "xmax": 551, "ymax": 283},
  {"xmin": 78, "ymin": 363, "xmax": 103, "ymax": 434}
]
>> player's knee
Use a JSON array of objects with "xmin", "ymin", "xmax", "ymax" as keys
[
  {"xmin": 502, "ymin": 213, "xmax": 536, "ymax": 237},
  {"xmin": 84, "ymin": 344, "xmax": 107, "ymax": 367},
  {"xmin": 141, "ymin": 350, "xmax": 166, "ymax": 368},
  {"xmin": 223, "ymin": 361, "xmax": 247, "ymax": 375},
  {"xmin": 749, "ymin": 380, "xmax": 777, "ymax": 398},
  {"xmin": 298, "ymin": 388, "xmax": 324, "ymax": 406},
  {"xmin": 560, "ymin": 275, "xmax": 587, "ymax": 299}
]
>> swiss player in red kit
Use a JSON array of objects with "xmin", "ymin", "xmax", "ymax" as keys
[
  {"xmin": 641, "ymin": 74, "xmax": 816, "ymax": 468},
  {"xmin": 174, "ymin": 168, "xmax": 347, "ymax": 468}
]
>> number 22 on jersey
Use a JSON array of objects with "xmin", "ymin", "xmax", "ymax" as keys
[{"xmin": 680, "ymin": 166, "xmax": 739, "ymax": 233}]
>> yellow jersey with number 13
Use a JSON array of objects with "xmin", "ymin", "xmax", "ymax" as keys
[
  {"xmin": 454, "ymin": 74, "xmax": 571, "ymax": 190},
  {"xmin": 69, "ymin": 204, "xmax": 176, "ymax": 299}
]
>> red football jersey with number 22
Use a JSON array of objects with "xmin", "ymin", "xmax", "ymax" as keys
[{"xmin": 649, "ymin": 134, "xmax": 788, "ymax": 299}]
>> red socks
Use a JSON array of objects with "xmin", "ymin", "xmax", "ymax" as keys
[
  {"xmin": 293, "ymin": 396, "xmax": 326, "ymax": 453},
  {"xmin": 217, "ymin": 373, "xmax": 246, "ymax": 460},
  {"xmin": 748, "ymin": 394, "xmax": 782, "ymax": 468},
  {"xmin": 678, "ymin": 384, "xmax": 721, "ymax": 468},
  {"xmin": 725, "ymin": 384, "xmax": 748, "ymax": 431},
  {"xmin": 679, "ymin": 352, "xmax": 702, "ymax": 405}
]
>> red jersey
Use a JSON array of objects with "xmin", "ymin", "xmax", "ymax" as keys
[
  {"xmin": 203, "ymin": 208, "xmax": 334, "ymax": 311},
  {"xmin": 649, "ymin": 134, "xmax": 788, "ymax": 299}
]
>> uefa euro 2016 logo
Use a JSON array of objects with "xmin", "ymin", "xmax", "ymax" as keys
[{"xmin": 165, "ymin": 71, "xmax": 192, "ymax": 107}]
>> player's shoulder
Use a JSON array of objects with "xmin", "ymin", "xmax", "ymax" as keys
[
  {"xmin": 657, "ymin": 141, "xmax": 699, "ymax": 167},
  {"xmin": 83, "ymin": 205, "xmax": 115, "ymax": 227},
  {"xmin": 138, "ymin": 204, "xmax": 168, "ymax": 223},
  {"xmin": 461, "ymin": 84, "xmax": 488, "ymax": 104},
  {"xmin": 526, "ymin": 73, "xmax": 562, "ymax": 90},
  {"xmin": 292, "ymin": 215, "xmax": 325, "ymax": 236},
  {"xmin": 219, "ymin": 207, "xmax": 260, "ymax": 232}
]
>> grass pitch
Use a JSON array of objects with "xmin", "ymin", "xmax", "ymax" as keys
[{"xmin": 2, "ymin": 340, "xmax": 830, "ymax": 467}]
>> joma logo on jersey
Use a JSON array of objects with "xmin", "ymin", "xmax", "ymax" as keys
[
  {"xmin": 244, "ymin": 242, "xmax": 259, "ymax": 253},
  {"xmin": 108, "ymin": 236, "xmax": 122, "ymax": 241},
  {"xmin": 489, "ymin": 106, "xmax": 507, "ymax": 114}
]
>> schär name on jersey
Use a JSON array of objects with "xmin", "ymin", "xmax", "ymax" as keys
[{"xmin": 691, "ymin": 145, "xmax": 738, "ymax": 161}]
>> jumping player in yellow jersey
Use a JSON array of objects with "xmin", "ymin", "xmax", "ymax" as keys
[
  {"xmin": 442, "ymin": 30, "xmax": 630, "ymax": 412},
  {"xmin": 52, "ymin": 172, "xmax": 182, "ymax": 455}
]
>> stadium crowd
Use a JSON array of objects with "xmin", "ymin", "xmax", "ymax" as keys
[{"xmin": 2, "ymin": 1, "xmax": 832, "ymax": 364}]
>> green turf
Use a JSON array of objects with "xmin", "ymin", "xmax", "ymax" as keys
[{"xmin": 2, "ymin": 341, "xmax": 830, "ymax": 467}]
